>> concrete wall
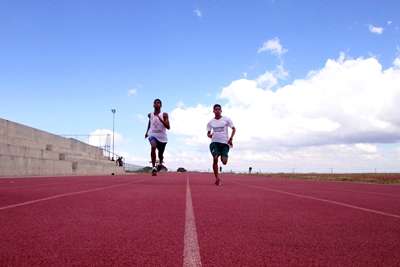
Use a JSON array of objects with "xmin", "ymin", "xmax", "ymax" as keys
[{"xmin": 0, "ymin": 117, "xmax": 124, "ymax": 177}]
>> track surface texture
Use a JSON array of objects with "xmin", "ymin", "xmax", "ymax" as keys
[{"xmin": 1, "ymin": 173, "xmax": 399, "ymax": 266}]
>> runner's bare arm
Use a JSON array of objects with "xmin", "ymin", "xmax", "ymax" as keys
[
  {"xmin": 145, "ymin": 113, "xmax": 151, "ymax": 138},
  {"xmin": 228, "ymin": 127, "xmax": 236, "ymax": 146}
]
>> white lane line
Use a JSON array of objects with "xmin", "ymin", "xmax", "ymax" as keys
[
  {"xmin": 244, "ymin": 176, "xmax": 400, "ymax": 198},
  {"xmin": 183, "ymin": 175, "xmax": 202, "ymax": 267},
  {"xmin": 310, "ymin": 188, "xmax": 400, "ymax": 199},
  {"xmin": 233, "ymin": 182, "xmax": 400, "ymax": 220},
  {"xmin": 0, "ymin": 179, "xmax": 145, "ymax": 211},
  {"xmin": 0, "ymin": 181, "xmax": 94, "ymax": 191}
]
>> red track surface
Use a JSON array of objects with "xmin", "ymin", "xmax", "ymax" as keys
[{"xmin": 1, "ymin": 173, "xmax": 399, "ymax": 266}]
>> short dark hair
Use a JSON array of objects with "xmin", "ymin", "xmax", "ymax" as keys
[
  {"xmin": 213, "ymin": 104, "xmax": 221, "ymax": 109},
  {"xmin": 154, "ymin": 99, "xmax": 162, "ymax": 105}
]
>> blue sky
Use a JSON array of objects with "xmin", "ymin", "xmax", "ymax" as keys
[{"xmin": 1, "ymin": 0, "xmax": 400, "ymax": 172}]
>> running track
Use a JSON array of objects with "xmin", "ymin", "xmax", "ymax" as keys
[{"xmin": 0, "ymin": 173, "xmax": 399, "ymax": 266}]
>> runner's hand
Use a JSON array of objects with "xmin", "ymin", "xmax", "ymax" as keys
[
  {"xmin": 207, "ymin": 132, "xmax": 213, "ymax": 138},
  {"xmin": 228, "ymin": 138, "xmax": 233, "ymax": 147}
]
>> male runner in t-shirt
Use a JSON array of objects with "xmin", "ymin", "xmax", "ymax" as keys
[
  {"xmin": 207, "ymin": 104, "xmax": 236, "ymax": 186},
  {"xmin": 145, "ymin": 99, "xmax": 170, "ymax": 176}
]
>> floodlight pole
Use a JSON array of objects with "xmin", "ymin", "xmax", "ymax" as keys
[{"xmin": 111, "ymin": 109, "xmax": 116, "ymax": 160}]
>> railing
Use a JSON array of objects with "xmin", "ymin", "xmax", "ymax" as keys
[{"xmin": 60, "ymin": 133, "xmax": 122, "ymax": 163}]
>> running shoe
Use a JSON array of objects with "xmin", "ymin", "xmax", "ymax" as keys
[
  {"xmin": 152, "ymin": 167, "xmax": 157, "ymax": 176},
  {"xmin": 157, "ymin": 164, "xmax": 168, "ymax": 172}
]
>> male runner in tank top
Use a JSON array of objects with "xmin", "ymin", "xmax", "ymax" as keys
[
  {"xmin": 145, "ymin": 99, "xmax": 170, "ymax": 176},
  {"xmin": 207, "ymin": 104, "xmax": 236, "ymax": 186}
]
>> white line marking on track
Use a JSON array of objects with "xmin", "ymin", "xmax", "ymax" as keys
[
  {"xmin": 233, "ymin": 182, "xmax": 400, "ymax": 220},
  {"xmin": 0, "ymin": 181, "xmax": 90, "ymax": 190},
  {"xmin": 0, "ymin": 179, "xmax": 145, "ymax": 211},
  {"xmin": 183, "ymin": 175, "xmax": 202, "ymax": 267},
  {"xmin": 244, "ymin": 175, "xmax": 400, "ymax": 197},
  {"xmin": 310, "ymin": 188, "xmax": 400, "ymax": 198}
]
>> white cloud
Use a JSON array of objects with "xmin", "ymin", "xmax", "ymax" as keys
[
  {"xmin": 163, "ymin": 149, "xmax": 210, "ymax": 171},
  {"xmin": 169, "ymin": 54, "xmax": 400, "ymax": 171},
  {"xmin": 193, "ymin": 8, "xmax": 202, "ymax": 18},
  {"xmin": 394, "ymin": 57, "xmax": 400, "ymax": 69},
  {"xmin": 387, "ymin": 21, "xmax": 393, "ymax": 25},
  {"xmin": 136, "ymin": 114, "xmax": 147, "ymax": 123},
  {"xmin": 218, "ymin": 55, "xmax": 400, "ymax": 148},
  {"xmin": 171, "ymin": 104, "xmax": 210, "ymax": 145},
  {"xmin": 118, "ymin": 152, "xmax": 148, "ymax": 166},
  {"xmin": 176, "ymin": 101, "xmax": 185, "ymax": 108},
  {"xmin": 128, "ymin": 89, "xmax": 137, "ymax": 96},
  {"xmin": 257, "ymin": 37, "xmax": 287, "ymax": 55},
  {"xmin": 164, "ymin": 143, "xmax": 397, "ymax": 173},
  {"xmin": 396, "ymin": 146, "xmax": 400, "ymax": 159},
  {"xmin": 256, "ymin": 65, "xmax": 289, "ymax": 89},
  {"xmin": 394, "ymin": 48, "xmax": 400, "ymax": 68},
  {"xmin": 355, "ymin": 143, "xmax": 377, "ymax": 154},
  {"xmin": 369, "ymin": 24, "xmax": 384, "ymax": 34},
  {"xmin": 354, "ymin": 143, "xmax": 380, "ymax": 160},
  {"xmin": 256, "ymin": 71, "xmax": 277, "ymax": 90}
]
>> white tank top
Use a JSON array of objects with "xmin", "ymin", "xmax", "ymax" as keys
[{"xmin": 149, "ymin": 112, "xmax": 168, "ymax": 143}]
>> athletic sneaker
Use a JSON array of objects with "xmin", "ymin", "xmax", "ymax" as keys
[
  {"xmin": 152, "ymin": 167, "xmax": 157, "ymax": 176},
  {"xmin": 157, "ymin": 164, "xmax": 168, "ymax": 172}
]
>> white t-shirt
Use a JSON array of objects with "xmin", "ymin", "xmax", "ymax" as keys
[
  {"xmin": 149, "ymin": 112, "xmax": 168, "ymax": 143},
  {"xmin": 207, "ymin": 116, "xmax": 234, "ymax": 144}
]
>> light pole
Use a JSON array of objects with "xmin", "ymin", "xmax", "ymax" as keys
[
  {"xmin": 106, "ymin": 133, "xmax": 111, "ymax": 159},
  {"xmin": 111, "ymin": 109, "xmax": 116, "ymax": 160}
]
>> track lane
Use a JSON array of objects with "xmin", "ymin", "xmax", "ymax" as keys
[
  {"xmin": 229, "ymin": 174, "xmax": 400, "ymax": 215},
  {"xmin": 189, "ymin": 173, "xmax": 400, "ymax": 266},
  {"xmin": 1, "ymin": 172, "xmax": 399, "ymax": 266},
  {"xmin": 0, "ymin": 173, "xmax": 187, "ymax": 266},
  {"xmin": 0, "ymin": 175, "xmax": 140, "ymax": 207}
]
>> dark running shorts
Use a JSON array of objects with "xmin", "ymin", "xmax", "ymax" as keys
[
  {"xmin": 148, "ymin": 136, "xmax": 167, "ymax": 152},
  {"xmin": 209, "ymin": 142, "xmax": 230, "ymax": 158}
]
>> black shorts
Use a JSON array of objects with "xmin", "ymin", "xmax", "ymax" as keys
[
  {"xmin": 149, "ymin": 136, "xmax": 167, "ymax": 153},
  {"xmin": 209, "ymin": 142, "xmax": 230, "ymax": 158}
]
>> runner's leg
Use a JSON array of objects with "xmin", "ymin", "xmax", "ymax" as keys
[
  {"xmin": 150, "ymin": 141, "xmax": 157, "ymax": 168},
  {"xmin": 157, "ymin": 142, "xmax": 167, "ymax": 165},
  {"xmin": 213, "ymin": 156, "xmax": 219, "ymax": 180}
]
